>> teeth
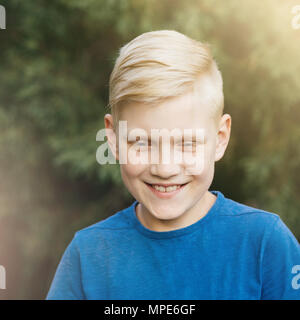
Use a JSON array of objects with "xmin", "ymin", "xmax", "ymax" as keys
[{"xmin": 152, "ymin": 185, "xmax": 181, "ymax": 192}]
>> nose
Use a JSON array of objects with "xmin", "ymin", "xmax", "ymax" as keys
[
  {"xmin": 149, "ymin": 140, "xmax": 182, "ymax": 178},
  {"xmin": 150, "ymin": 163, "xmax": 181, "ymax": 179}
]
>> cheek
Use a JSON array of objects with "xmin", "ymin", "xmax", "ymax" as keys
[
  {"xmin": 182, "ymin": 143, "xmax": 215, "ymax": 176},
  {"xmin": 120, "ymin": 163, "xmax": 147, "ymax": 181}
]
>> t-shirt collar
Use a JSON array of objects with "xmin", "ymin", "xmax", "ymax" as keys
[{"xmin": 128, "ymin": 190, "xmax": 225, "ymax": 239}]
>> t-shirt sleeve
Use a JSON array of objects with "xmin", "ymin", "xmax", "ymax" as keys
[
  {"xmin": 46, "ymin": 233, "xmax": 85, "ymax": 300},
  {"xmin": 261, "ymin": 217, "xmax": 300, "ymax": 300}
]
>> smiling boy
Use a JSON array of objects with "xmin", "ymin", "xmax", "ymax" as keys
[{"xmin": 46, "ymin": 30, "xmax": 300, "ymax": 300}]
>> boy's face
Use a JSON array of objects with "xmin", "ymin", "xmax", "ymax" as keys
[{"xmin": 105, "ymin": 72, "xmax": 231, "ymax": 231}]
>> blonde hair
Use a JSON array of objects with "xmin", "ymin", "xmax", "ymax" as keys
[{"xmin": 108, "ymin": 30, "xmax": 224, "ymax": 128}]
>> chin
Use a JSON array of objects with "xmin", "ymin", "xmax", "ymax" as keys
[{"xmin": 150, "ymin": 205, "xmax": 185, "ymax": 221}]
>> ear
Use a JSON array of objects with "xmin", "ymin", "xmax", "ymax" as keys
[
  {"xmin": 104, "ymin": 114, "xmax": 119, "ymax": 161},
  {"xmin": 215, "ymin": 113, "xmax": 231, "ymax": 162}
]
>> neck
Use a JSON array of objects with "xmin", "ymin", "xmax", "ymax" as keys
[{"xmin": 136, "ymin": 191, "xmax": 216, "ymax": 232}]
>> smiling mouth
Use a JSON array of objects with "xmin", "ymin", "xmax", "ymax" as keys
[{"xmin": 144, "ymin": 182, "xmax": 189, "ymax": 193}]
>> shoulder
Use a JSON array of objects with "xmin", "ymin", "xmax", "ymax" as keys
[
  {"xmin": 72, "ymin": 202, "xmax": 136, "ymax": 246},
  {"xmin": 220, "ymin": 193, "xmax": 280, "ymax": 221},
  {"xmin": 216, "ymin": 191, "xmax": 299, "ymax": 250},
  {"xmin": 217, "ymin": 191, "xmax": 282, "ymax": 236}
]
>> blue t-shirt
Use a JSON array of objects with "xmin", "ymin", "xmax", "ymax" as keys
[{"xmin": 46, "ymin": 191, "xmax": 300, "ymax": 300}]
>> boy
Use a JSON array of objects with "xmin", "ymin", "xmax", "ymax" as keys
[{"xmin": 46, "ymin": 30, "xmax": 300, "ymax": 300}]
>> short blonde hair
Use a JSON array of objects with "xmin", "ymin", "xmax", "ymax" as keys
[{"xmin": 108, "ymin": 30, "xmax": 224, "ymax": 127}]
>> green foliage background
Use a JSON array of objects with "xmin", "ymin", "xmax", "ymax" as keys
[{"xmin": 0, "ymin": 0, "xmax": 299, "ymax": 299}]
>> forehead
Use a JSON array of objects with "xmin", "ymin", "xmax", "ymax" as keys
[{"xmin": 118, "ymin": 73, "xmax": 220, "ymax": 132}]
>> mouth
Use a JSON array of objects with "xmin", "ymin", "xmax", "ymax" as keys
[{"xmin": 144, "ymin": 182, "xmax": 189, "ymax": 199}]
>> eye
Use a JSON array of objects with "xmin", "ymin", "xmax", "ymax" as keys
[
  {"xmin": 136, "ymin": 141, "xmax": 147, "ymax": 146},
  {"xmin": 134, "ymin": 140, "xmax": 149, "ymax": 151},
  {"xmin": 177, "ymin": 141, "xmax": 196, "ymax": 152}
]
